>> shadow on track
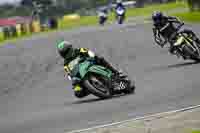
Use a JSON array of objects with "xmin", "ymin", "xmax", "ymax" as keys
[
  {"xmin": 167, "ymin": 61, "xmax": 200, "ymax": 68},
  {"xmin": 146, "ymin": 61, "xmax": 200, "ymax": 73},
  {"xmin": 72, "ymin": 93, "xmax": 133, "ymax": 105}
]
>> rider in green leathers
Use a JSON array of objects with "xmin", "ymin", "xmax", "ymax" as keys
[{"xmin": 57, "ymin": 41, "xmax": 122, "ymax": 98}]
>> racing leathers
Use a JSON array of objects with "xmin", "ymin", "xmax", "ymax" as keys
[
  {"xmin": 115, "ymin": 3, "xmax": 126, "ymax": 19},
  {"xmin": 152, "ymin": 16, "xmax": 184, "ymax": 54},
  {"xmin": 64, "ymin": 48, "xmax": 120, "ymax": 98}
]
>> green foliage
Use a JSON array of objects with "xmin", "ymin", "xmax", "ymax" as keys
[
  {"xmin": 33, "ymin": 0, "xmax": 52, "ymax": 5},
  {"xmin": 1, "ymin": 0, "xmax": 139, "ymax": 19},
  {"xmin": 0, "ymin": 4, "xmax": 31, "ymax": 18},
  {"xmin": 186, "ymin": 0, "xmax": 200, "ymax": 11},
  {"xmin": 191, "ymin": 130, "xmax": 200, "ymax": 133},
  {"xmin": 126, "ymin": 2, "xmax": 187, "ymax": 17},
  {"xmin": 62, "ymin": 0, "xmax": 108, "ymax": 12},
  {"xmin": 172, "ymin": 11, "xmax": 200, "ymax": 22},
  {"xmin": 20, "ymin": 0, "xmax": 33, "ymax": 6},
  {"xmin": 21, "ymin": 0, "xmax": 52, "ymax": 6}
]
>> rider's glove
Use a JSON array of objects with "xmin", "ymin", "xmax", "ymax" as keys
[{"xmin": 88, "ymin": 50, "xmax": 95, "ymax": 58}]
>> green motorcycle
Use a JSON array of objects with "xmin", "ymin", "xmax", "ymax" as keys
[
  {"xmin": 171, "ymin": 23, "xmax": 200, "ymax": 61},
  {"xmin": 64, "ymin": 57, "xmax": 135, "ymax": 99}
]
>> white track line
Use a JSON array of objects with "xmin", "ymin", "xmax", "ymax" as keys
[{"xmin": 66, "ymin": 104, "xmax": 200, "ymax": 133}]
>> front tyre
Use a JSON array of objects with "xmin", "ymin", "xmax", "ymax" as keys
[
  {"xmin": 181, "ymin": 30, "xmax": 200, "ymax": 61},
  {"xmin": 182, "ymin": 44, "xmax": 200, "ymax": 61},
  {"xmin": 83, "ymin": 74, "xmax": 113, "ymax": 99},
  {"xmin": 99, "ymin": 17, "xmax": 106, "ymax": 25},
  {"xmin": 118, "ymin": 16, "xmax": 124, "ymax": 24}
]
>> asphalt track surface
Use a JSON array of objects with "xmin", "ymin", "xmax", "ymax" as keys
[{"xmin": 0, "ymin": 22, "xmax": 200, "ymax": 133}]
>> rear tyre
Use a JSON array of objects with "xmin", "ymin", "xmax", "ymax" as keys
[
  {"xmin": 99, "ymin": 19, "xmax": 104, "ymax": 25},
  {"xmin": 99, "ymin": 17, "xmax": 107, "ymax": 26},
  {"xmin": 83, "ymin": 74, "xmax": 113, "ymax": 99}
]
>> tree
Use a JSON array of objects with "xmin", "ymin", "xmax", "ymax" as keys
[
  {"xmin": 186, "ymin": 0, "xmax": 200, "ymax": 11},
  {"xmin": 135, "ymin": 0, "xmax": 145, "ymax": 8},
  {"xmin": 21, "ymin": 0, "xmax": 52, "ymax": 7},
  {"xmin": 33, "ymin": 0, "xmax": 52, "ymax": 6},
  {"xmin": 21, "ymin": 0, "xmax": 33, "ymax": 7}
]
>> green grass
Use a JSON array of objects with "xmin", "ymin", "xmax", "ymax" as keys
[
  {"xmin": 172, "ymin": 11, "xmax": 200, "ymax": 23},
  {"xmin": 59, "ymin": 15, "xmax": 98, "ymax": 29},
  {"xmin": 191, "ymin": 130, "xmax": 200, "ymax": 133},
  {"xmin": 126, "ymin": 2, "xmax": 187, "ymax": 17}
]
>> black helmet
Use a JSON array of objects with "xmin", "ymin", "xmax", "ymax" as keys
[
  {"xmin": 152, "ymin": 11, "xmax": 163, "ymax": 23},
  {"xmin": 57, "ymin": 40, "xmax": 74, "ymax": 58}
]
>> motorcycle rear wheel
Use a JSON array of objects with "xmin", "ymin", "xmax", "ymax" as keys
[{"xmin": 84, "ymin": 74, "xmax": 113, "ymax": 99}]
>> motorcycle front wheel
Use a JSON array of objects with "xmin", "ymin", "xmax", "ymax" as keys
[{"xmin": 181, "ymin": 43, "xmax": 200, "ymax": 61}]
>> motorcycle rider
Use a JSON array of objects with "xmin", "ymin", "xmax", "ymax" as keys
[
  {"xmin": 98, "ymin": 7, "xmax": 108, "ymax": 25},
  {"xmin": 152, "ymin": 11, "xmax": 200, "ymax": 57},
  {"xmin": 57, "ymin": 41, "xmax": 122, "ymax": 98},
  {"xmin": 115, "ymin": 0, "xmax": 126, "ymax": 18},
  {"xmin": 115, "ymin": 0, "xmax": 125, "ymax": 10},
  {"xmin": 99, "ymin": 7, "xmax": 108, "ymax": 16}
]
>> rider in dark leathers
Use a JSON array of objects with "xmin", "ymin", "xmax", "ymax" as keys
[
  {"xmin": 115, "ymin": 0, "xmax": 125, "ymax": 10},
  {"xmin": 152, "ymin": 11, "xmax": 199, "ymax": 56},
  {"xmin": 98, "ymin": 7, "xmax": 108, "ymax": 25},
  {"xmin": 57, "ymin": 41, "xmax": 121, "ymax": 98},
  {"xmin": 115, "ymin": 0, "xmax": 126, "ymax": 19}
]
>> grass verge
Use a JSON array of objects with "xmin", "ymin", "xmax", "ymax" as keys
[
  {"xmin": 59, "ymin": 2, "xmax": 188, "ymax": 29},
  {"xmin": 172, "ymin": 11, "xmax": 200, "ymax": 23},
  {"xmin": 192, "ymin": 130, "xmax": 200, "ymax": 133},
  {"xmin": 126, "ymin": 1, "xmax": 187, "ymax": 17}
]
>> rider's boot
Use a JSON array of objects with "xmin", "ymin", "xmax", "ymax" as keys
[{"xmin": 73, "ymin": 85, "xmax": 90, "ymax": 98}]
